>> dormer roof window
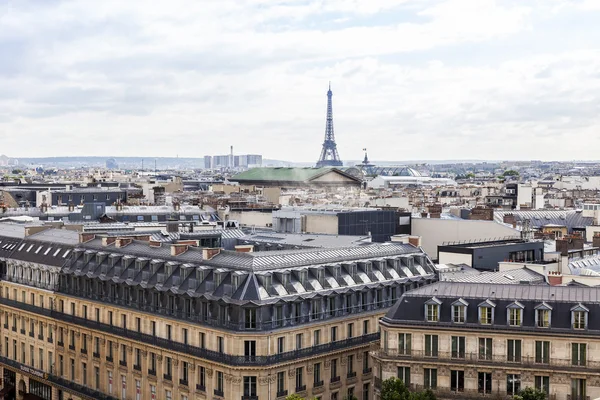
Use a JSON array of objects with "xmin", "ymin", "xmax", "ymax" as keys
[{"xmin": 424, "ymin": 297, "xmax": 441, "ymax": 322}]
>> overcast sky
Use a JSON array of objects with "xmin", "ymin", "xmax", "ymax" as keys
[{"xmin": 1, "ymin": 0, "xmax": 599, "ymax": 162}]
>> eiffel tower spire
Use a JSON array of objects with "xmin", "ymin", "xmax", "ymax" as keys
[{"xmin": 316, "ymin": 82, "xmax": 343, "ymax": 167}]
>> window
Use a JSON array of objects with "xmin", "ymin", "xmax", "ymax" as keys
[
  {"xmin": 506, "ymin": 374, "xmax": 521, "ymax": 395},
  {"xmin": 135, "ymin": 380, "xmax": 141, "ymax": 400},
  {"xmin": 244, "ymin": 340, "xmax": 256, "ymax": 361},
  {"xmin": 296, "ymin": 333, "xmax": 303, "ymax": 350},
  {"xmin": 331, "ymin": 359, "xmax": 338, "ymax": 380},
  {"xmin": 277, "ymin": 371, "xmax": 285, "ymax": 395},
  {"xmin": 243, "ymin": 376, "xmax": 257, "ymax": 397},
  {"xmin": 166, "ymin": 324, "xmax": 172, "ymax": 340},
  {"xmin": 362, "ymin": 351, "xmax": 369, "ymax": 373},
  {"xmin": 535, "ymin": 341, "xmax": 550, "ymax": 364},
  {"xmin": 136, "ymin": 317, "xmax": 141, "ymax": 332},
  {"xmin": 165, "ymin": 390, "xmax": 171, "ymax": 400},
  {"xmin": 507, "ymin": 302, "xmax": 523, "ymax": 326},
  {"xmin": 108, "ymin": 371, "xmax": 113, "ymax": 394},
  {"xmin": 181, "ymin": 361, "xmax": 188, "ymax": 384},
  {"xmin": 245, "ymin": 309, "xmax": 256, "ymax": 329},
  {"xmin": 452, "ymin": 299, "xmax": 467, "ymax": 323},
  {"xmin": 217, "ymin": 336, "xmax": 224, "ymax": 353},
  {"xmin": 397, "ymin": 367, "xmax": 410, "ymax": 385},
  {"xmin": 424, "ymin": 334, "xmax": 438, "ymax": 357},
  {"xmin": 95, "ymin": 366, "xmax": 100, "ymax": 389},
  {"xmin": 479, "ymin": 338, "xmax": 492, "ymax": 360},
  {"xmin": 535, "ymin": 303, "xmax": 552, "ymax": 328},
  {"xmin": 478, "ymin": 372, "xmax": 492, "ymax": 394},
  {"xmin": 311, "ymin": 300, "xmax": 321, "ymax": 319},
  {"xmin": 82, "ymin": 362, "xmax": 87, "ymax": 385},
  {"xmin": 165, "ymin": 357, "xmax": 172, "ymax": 378},
  {"xmin": 572, "ymin": 304, "xmax": 588, "ymax": 329},
  {"xmin": 347, "ymin": 323, "xmax": 354, "ymax": 338},
  {"xmin": 572, "ymin": 343, "xmax": 586, "ymax": 366},
  {"xmin": 199, "ymin": 332, "xmax": 205, "ymax": 349},
  {"xmin": 314, "ymin": 362, "xmax": 322, "ymax": 385},
  {"xmin": 314, "ymin": 330, "xmax": 321, "ymax": 346},
  {"xmin": 331, "ymin": 327, "xmax": 337, "ymax": 342},
  {"xmin": 450, "ymin": 370, "xmax": 464, "ymax": 392},
  {"xmin": 423, "ymin": 368, "xmax": 437, "ymax": 389},
  {"xmin": 535, "ymin": 376, "xmax": 549, "ymax": 394},
  {"xmin": 398, "ymin": 333, "xmax": 411, "ymax": 355},
  {"xmin": 135, "ymin": 348, "xmax": 141, "ymax": 368},
  {"xmin": 295, "ymin": 367, "xmax": 304, "ymax": 390},
  {"xmin": 507, "ymin": 339, "xmax": 522, "ymax": 362},
  {"xmin": 347, "ymin": 355, "xmax": 354, "ymax": 375},
  {"xmin": 478, "ymin": 300, "xmax": 495, "ymax": 325},
  {"xmin": 451, "ymin": 336, "xmax": 465, "ymax": 359},
  {"xmin": 363, "ymin": 383, "xmax": 370, "ymax": 400},
  {"xmin": 363, "ymin": 320, "xmax": 369, "ymax": 334},
  {"xmin": 199, "ymin": 367, "xmax": 206, "ymax": 390},
  {"xmin": 572, "ymin": 378, "xmax": 586, "ymax": 399},
  {"xmin": 182, "ymin": 328, "xmax": 188, "ymax": 345},
  {"xmin": 277, "ymin": 337, "xmax": 285, "ymax": 353},
  {"xmin": 425, "ymin": 298, "xmax": 440, "ymax": 322}
]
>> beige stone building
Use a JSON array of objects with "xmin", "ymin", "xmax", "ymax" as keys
[
  {"xmin": 372, "ymin": 281, "xmax": 600, "ymax": 400},
  {"xmin": 0, "ymin": 224, "xmax": 436, "ymax": 400}
]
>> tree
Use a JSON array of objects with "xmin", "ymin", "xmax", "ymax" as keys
[
  {"xmin": 285, "ymin": 394, "xmax": 317, "ymax": 400},
  {"xmin": 503, "ymin": 170, "xmax": 519, "ymax": 176},
  {"xmin": 380, "ymin": 378, "xmax": 437, "ymax": 400},
  {"xmin": 513, "ymin": 387, "xmax": 546, "ymax": 400}
]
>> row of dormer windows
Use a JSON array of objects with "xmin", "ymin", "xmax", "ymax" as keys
[{"xmin": 424, "ymin": 297, "xmax": 589, "ymax": 330}]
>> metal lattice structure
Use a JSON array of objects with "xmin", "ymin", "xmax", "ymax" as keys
[{"xmin": 316, "ymin": 83, "xmax": 343, "ymax": 167}]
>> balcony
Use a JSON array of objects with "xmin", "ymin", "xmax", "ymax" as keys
[
  {"xmin": 119, "ymin": 360, "xmax": 127, "ymax": 367},
  {"xmin": 363, "ymin": 367, "xmax": 372, "ymax": 374},
  {"xmin": 179, "ymin": 379, "xmax": 188, "ymax": 386},
  {"xmin": 0, "ymin": 297, "xmax": 381, "ymax": 367},
  {"xmin": 347, "ymin": 371, "xmax": 356, "ymax": 379},
  {"xmin": 242, "ymin": 396, "xmax": 258, "ymax": 400},
  {"xmin": 2, "ymin": 323, "xmax": 7, "ymax": 329},
  {"xmin": 330, "ymin": 376, "xmax": 340, "ymax": 383},
  {"xmin": 314, "ymin": 380, "xmax": 324, "ymax": 388},
  {"xmin": 29, "ymin": 331, "xmax": 34, "ymax": 338},
  {"xmin": 163, "ymin": 374, "xmax": 172, "ymax": 381},
  {"xmin": 57, "ymin": 341, "xmax": 64, "ymax": 347},
  {"xmin": 48, "ymin": 337, "xmax": 53, "ymax": 344},
  {"xmin": 20, "ymin": 329, "xmax": 25, "ymax": 334},
  {"xmin": 133, "ymin": 364, "xmax": 141, "ymax": 371},
  {"xmin": 295, "ymin": 385, "xmax": 306, "ymax": 393},
  {"xmin": 196, "ymin": 384, "xmax": 206, "ymax": 392},
  {"xmin": 373, "ymin": 349, "xmax": 599, "ymax": 372},
  {"xmin": 148, "ymin": 369, "xmax": 156, "ymax": 376},
  {"xmin": 276, "ymin": 390, "xmax": 288, "ymax": 398},
  {"xmin": 38, "ymin": 334, "xmax": 44, "ymax": 340},
  {"xmin": 93, "ymin": 352, "xmax": 100, "ymax": 358},
  {"xmin": 81, "ymin": 348, "xmax": 87, "ymax": 355},
  {"xmin": 214, "ymin": 389, "xmax": 225, "ymax": 397},
  {"xmin": 106, "ymin": 356, "xmax": 113, "ymax": 363},
  {"xmin": 11, "ymin": 326, "xmax": 16, "ymax": 332},
  {"xmin": 68, "ymin": 344, "xmax": 75, "ymax": 351}
]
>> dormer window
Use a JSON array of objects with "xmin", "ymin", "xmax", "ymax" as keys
[
  {"xmin": 424, "ymin": 297, "xmax": 441, "ymax": 322},
  {"xmin": 571, "ymin": 304, "xmax": 589, "ymax": 330},
  {"xmin": 535, "ymin": 302, "xmax": 552, "ymax": 328},
  {"xmin": 478, "ymin": 300, "xmax": 496, "ymax": 325},
  {"xmin": 451, "ymin": 299, "xmax": 468, "ymax": 323},
  {"xmin": 507, "ymin": 301, "xmax": 524, "ymax": 327}
]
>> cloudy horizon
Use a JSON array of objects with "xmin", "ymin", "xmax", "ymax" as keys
[{"xmin": 1, "ymin": 0, "xmax": 599, "ymax": 162}]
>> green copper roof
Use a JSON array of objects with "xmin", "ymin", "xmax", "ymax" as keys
[{"xmin": 231, "ymin": 167, "xmax": 336, "ymax": 182}]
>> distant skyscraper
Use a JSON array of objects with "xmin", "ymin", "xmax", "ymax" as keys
[
  {"xmin": 316, "ymin": 83, "xmax": 343, "ymax": 168},
  {"xmin": 203, "ymin": 155, "xmax": 212, "ymax": 169}
]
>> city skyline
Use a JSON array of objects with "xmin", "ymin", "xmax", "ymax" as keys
[{"xmin": 1, "ymin": 1, "xmax": 600, "ymax": 161}]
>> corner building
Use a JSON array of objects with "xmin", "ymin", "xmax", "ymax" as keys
[
  {"xmin": 373, "ymin": 282, "xmax": 600, "ymax": 400},
  {"xmin": 0, "ymin": 225, "xmax": 436, "ymax": 400}
]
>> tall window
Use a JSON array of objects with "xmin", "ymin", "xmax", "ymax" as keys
[
  {"xmin": 535, "ymin": 341, "xmax": 550, "ymax": 364},
  {"xmin": 507, "ymin": 339, "xmax": 522, "ymax": 362},
  {"xmin": 571, "ymin": 378, "xmax": 586, "ymax": 399},
  {"xmin": 450, "ymin": 370, "xmax": 464, "ymax": 392},
  {"xmin": 506, "ymin": 374, "xmax": 521, "ymax": 395},
  {"xmin": 245, "ymin": 309, "xmax": 256, "ymax": 329},
  {"xmin": 535, "ymin": 376, "xmax": 549, "ymax": 394},
  {"xmin": 181, "ymin": 361, "xmax": 188, "ymax": 384},
  {"xmin": 277, "ymin": 371, "xmax": 285, "ymax": 395},
  {"xmin": 423, "ymin": 368, "xmax": 437, "ymax": 389},
  {"xmin": 199, "ymin": 367, "xmax": 206, "ymax": 390},
  {"xmin": 296, "ymin": 334, "xmax": 303, "ymax": 350},
  {"xmin": 277, "ymin": 337, "xmax": 285, "ymax": 354},
  {"xmin": 243, "ymin": 376, "xmax": 257, "ymax": 397},
  {"xmin": 313, "ymin": 363, "xmax": 322, "ymax": 385},
  {"xmin": 331, "ymin": 359, "xmax": 338, "ymax": 380},
  {"xmin": 572, "ymin": 343, "xmax": 586, "ymax": 366},
  {"xmin": 452, "ymin": 301, "xmax": 466, "ymax": 323},
  {"xmin": 397, "ymin": 367, "xmax": 410, "ymax": 386},
  {"xmin": 424, "ymin": 335, "xmax": 438, "ymax": 357},
  {"xmin": 313, "ymin": 330, "xmax": 321, "ymax": 346},
  {"xmin": 573, "ymin": 309, "xmax": 587, "ymax": 330},
  {"xmin": 451, "ymin": 336, "xmax": 465, "ymax": 359},
  {"xmin": 295, "ymin": 367, "xmax": 304, "ymax": 390},
  {"xmin": 478, "ymin": 372, "xmax": 492, "ymax": 394},
  {"xmin": 216, "ymin": 371, "xmax": 224, "ymax": 393},
  {"xmin": 479, "ymin": 338, "xmax": 492, "ymax": 360},
  {"xmin": 331, "ymin": 327, "xmax": 337, "ymax": 342},
  {"xmin": 244, "ymin": 341, "xmax": 256, "ymax": 361}
]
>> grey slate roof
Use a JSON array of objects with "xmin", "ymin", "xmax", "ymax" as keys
[
  {"xmin": 494, "ymin": 210, "xmax": 593, "ymax": 232},
  {"xmin": 440, "ymin": 267, "xmax": 546, "ymax": 285}
]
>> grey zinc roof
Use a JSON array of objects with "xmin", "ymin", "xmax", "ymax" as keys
[
  {"xmin": 441, "ymin": 267, "xmax": 546, "ymax": 285},
  {"xmin": 494, "ymin": 210, "xmax": 593, "ymax": 231},
  {"xmin": 28, "ymin": 229, "xmax": 79, "ymax": 245},
  {"xmin": 399, "ymin": 281, "xmax": 600, "ymax": 303}
]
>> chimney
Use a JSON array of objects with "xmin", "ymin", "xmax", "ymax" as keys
[
  {"xmin": 115, "ymin": 238, "xmax": 132, "ymax": 248},
  {"xmin": 503, "ymin": 214, "xmax": 516, "ymax": 227},
  {"xmin": 101, "ymin": 237, "xmax": 116, "ymax": 247},
  {"xmin": 556, "ymin": 235, "xmax": 584, "ymax": 256},
  {"xmin": 408, "ymin": 236, "xmax": 422, "ymax": 247},
  {"xmin": 593, "ymin": 233, "xmax": 600, "ymax": 249},
  {"xmin": 171, "ymin": 244, "xmax": 189, "ymax": 256},
  {"xmin": 547, "ymin": 271, "xmax": 563, "ymax": 286},
  {"xmin": 202, "ymin": 248, "xmax": 221, "ymax": 260},
  {"xmin": 79, "ymin": 232, "xmax": 96, "ymax": 243},
  {"xmin": 149, "ymin": 240, "xmax": 162, "ymax": 248},
  {"xmin": 235, "ymin": 245, "xmax": 254, "ymax": 253}
]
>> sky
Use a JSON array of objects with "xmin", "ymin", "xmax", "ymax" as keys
[{"xmin": 1, "ymin": 0, "xmax": 600, "ymax": 162}]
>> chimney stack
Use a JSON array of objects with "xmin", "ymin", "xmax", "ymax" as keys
[
  {"xmin": 202, "ymin": 248, "xmax": 221, "ymax": 260},
  {"xmin": 170, "ymin": 244, "xmax": 189, "ymax": 256}
]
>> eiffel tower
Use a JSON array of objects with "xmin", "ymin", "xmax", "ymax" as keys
[{"xmin": 316, "ymin": 83, "xmax": 343, "ymax": 167}]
